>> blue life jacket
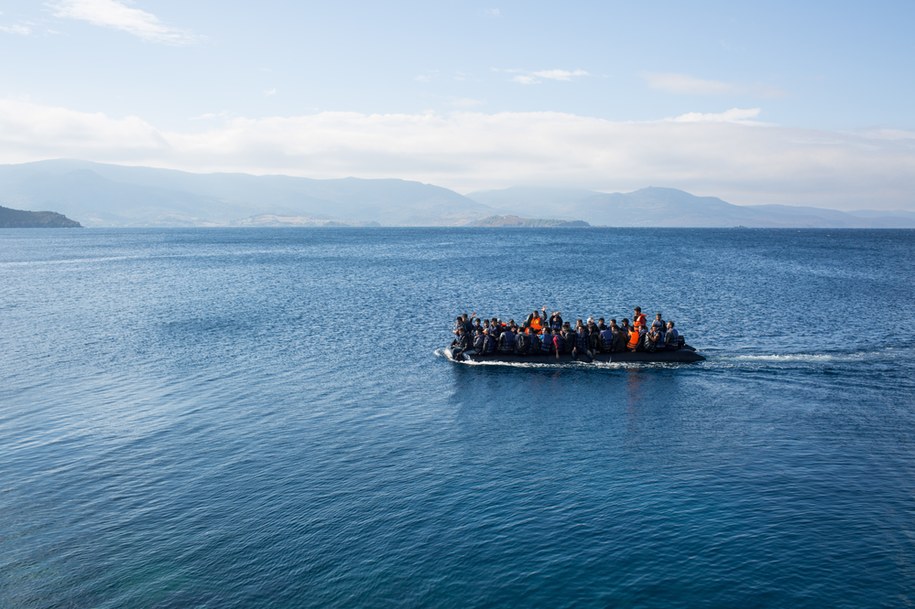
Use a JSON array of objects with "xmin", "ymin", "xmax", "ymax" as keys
[
  {"xmin": 600, "ymin": 328, "xmax": 613, "ymax": 350},
  {"xmin": 576, "ymin": 330, "xmax": 590, "ymax": 351},
  {"xmin": 498, "ymin": 331, "xmax": 516, "ymax": 353},
  {"xmin": 540, "ymin": 333, "xmax": 554, "ymax": 352},
  {"xmin": 483, "ymin": 335, "xmax": 496, "ymax": 353},
  {"xmin": 530, "ymin": 333, "xmax": 541, "ymax": 352},
  {"xmin": 473, "ymin": 334, "xmax": 485, "ymax": 351}
]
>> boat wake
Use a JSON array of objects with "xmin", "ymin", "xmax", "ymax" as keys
[
  {"xmin": 731, "ymin": 353, "xmax": 858, "ymax": 363},
  {"xmin": 434, "ymin": 348, "xmax": 686, "ymax": 370}
]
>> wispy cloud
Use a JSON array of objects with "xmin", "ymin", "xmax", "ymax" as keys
[
  {"xmin": 49, "ymin": 0, "xmax": 199, "ymax": 45},
  {"xmin": 0, "ymin": 22, "xmax": 33, "ymax": 35},
  {"xmin": 2, "ymin": 98, "xmax": 913, "ymax": 210},
  {"xmin": 644, "ymin": 72, "xmax": 786, "ymax": 98},
  {"xmin": 414, "ymin": 70, "xmax": 439, "ymax": 83},
  {"xmin": 504, "ymin": 68, "xmax": 590, "ymax": 85},
  {"xmin": 672, "ymin": 108, "xmax": 762, "ymax": 123},
  {"xmin": 447, "ymin": 97, "xmax": 485, "ymax": 109}
]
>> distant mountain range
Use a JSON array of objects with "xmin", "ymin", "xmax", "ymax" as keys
[
  {"xmin": 0, "ymin": 204, "xmax": 81, "ymax": 228},
  {"xmin": 0, "ymin": 159, "xmax": 912, "ymax": 228}
]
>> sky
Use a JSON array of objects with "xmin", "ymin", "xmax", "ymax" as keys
[{"xmin": 1, "ymin": 0, "xmax": 915, "ymax": 211}]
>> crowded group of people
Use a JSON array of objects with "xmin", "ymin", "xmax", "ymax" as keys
[{"xmin": 450, "ymin": 306, "xmax": 686, "ymax": 359}]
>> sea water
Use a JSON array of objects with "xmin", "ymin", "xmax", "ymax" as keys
[{"xmin": 1, "ymin": 228, "xmax": 913, "ymax": 609}]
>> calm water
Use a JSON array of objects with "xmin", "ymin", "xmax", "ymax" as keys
[{"xmin": 1, "ymin": 228, "xmax": 913, "ymax": 609}]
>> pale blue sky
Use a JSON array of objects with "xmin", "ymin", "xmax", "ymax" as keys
[{"xmin": 2, "ymin": 1, "xmax": 914, "ymax": 210}]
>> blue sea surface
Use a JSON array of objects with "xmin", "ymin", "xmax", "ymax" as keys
[{"xmin": 1, "ymin": 228, "xmax": 913, "ymax": 608}]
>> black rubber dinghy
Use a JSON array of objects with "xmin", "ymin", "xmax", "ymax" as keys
[{"xmin": 444, "ymin": 346, "xmax": 705, "ymax": 364}]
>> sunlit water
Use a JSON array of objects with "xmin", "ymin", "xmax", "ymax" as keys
[{"xmin": 2, "ymin": 228, "xmax": 913, "ymax": 608}]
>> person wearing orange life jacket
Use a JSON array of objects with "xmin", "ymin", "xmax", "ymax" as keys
[
  {"xmin": 627, "ymin": 324, "xmax": 642, "ymax": 352},
  {"xmin": 632, "ymin": 306, "xmax": 647, "ymax": 330},
  {"xmin": 527, "ymin": 309, "xmax": 544, "ymax": 333}
]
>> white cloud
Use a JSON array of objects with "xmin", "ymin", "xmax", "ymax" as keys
[
  {"xmin": 1, "ymin": 98, "xmax": 914, "ymax": 211},
  {"xmin": 509, "ymin": 68, "xmax": 589, "ymax": 85},
  {"xmin": 511, "ymin": 75, "xmax": 538, "ymax": 85},
  {"xmin": 0, "ymin": 22, "xmax": 33, "ymax": 35},
  {"xmin": 49, "ymin": 0, "xmax": 198, "ymax": 45},
  {"xmin": 644, "ymin": 72, "xmax": 787, "ymax": 98},
  {"xmin": 448, "ymin": 97, "xmax": 486, "ymax": 109},
  {"xmin": 672, "ymin": 108, "xmax": 762, "ymax": 123},
  {"xmin": 0, "ymin": 98, "xmax": 168, "ymax": 159}
]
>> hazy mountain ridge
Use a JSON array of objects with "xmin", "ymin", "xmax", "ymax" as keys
[
  {"xmin": 0, "ymin": 160, "xmax": 488, "ymax": 227},
  {"xmin": 0, "ymin": 160, "xmax": 911, "ymax": 228},
  {"xmin": 468, "ymin": 186, "xmax": 915, "ymax": 228}
]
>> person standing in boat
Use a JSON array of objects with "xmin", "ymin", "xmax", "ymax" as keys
[
  {"xmin": 632, "ymin": 307, "xmax": 647, "ymax": 330},
  {"xmin": 526, "ymin": 307, "xmax": 546, "ymax": 334},
  {"xmin": 549, "ymin": 310, "xmax": 563, "ymax": 333}
]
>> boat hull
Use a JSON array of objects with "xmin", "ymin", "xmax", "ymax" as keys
[{"xmin": 444, "ymin": 346, "xmax": 705, "ymax": 364}]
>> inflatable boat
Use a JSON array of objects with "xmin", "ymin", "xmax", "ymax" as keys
[{"xmin": 444, "ymin": 345, "xmax": 705, "ymax": 364}]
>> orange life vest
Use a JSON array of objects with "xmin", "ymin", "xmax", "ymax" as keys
[
  {"xmin": 627, "ymin": 329, "xmax": 640, "ymax": 350},
  {"xmin": 633, "ymin": 313, "xmax": 647, "ymax": 328},
  {"xmin": 530, "ymin": 317, "xmax": 543, "ymax": 333}
]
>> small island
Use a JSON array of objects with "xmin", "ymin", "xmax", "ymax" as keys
[
  {"xmin": 467, "ymin": 215, "xmax": 590, "ymax": 228},
  {"xmin": 0, "ymin": 205, "xmax": 81, "ymax": 228}
]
